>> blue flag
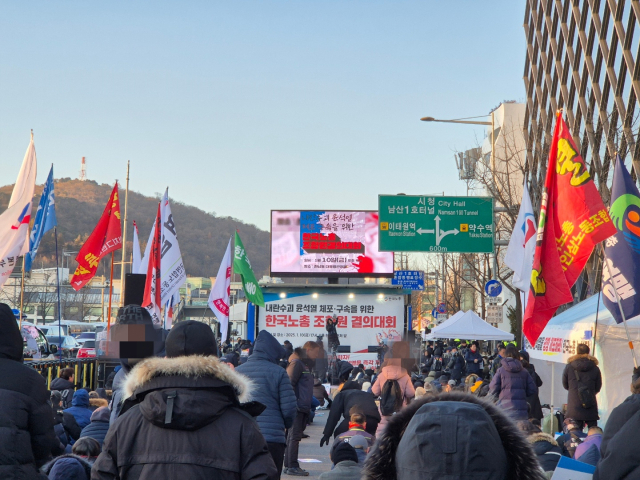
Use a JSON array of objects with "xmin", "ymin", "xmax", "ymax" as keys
[
  {"xmin": 603, "ymin": 155, "xmax": 640, "ymax": 323},
  {"xmin": 24, "ymin": 166, "xmax": 57, "ymax": 272}
]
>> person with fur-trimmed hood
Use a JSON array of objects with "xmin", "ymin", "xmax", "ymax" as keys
[
  {"xmin": 518, "ymin": 420, "xmax": 564, "ymax": 477},
  {"xmin": 361, "ymin": 391, "xmax": 546, "ymax": 480},
  {"xmin": 593, "ymin": 367, "xmax": 640, "ymax": 480},
  {"xmin": 562, "ymin": 343, "xmax": 602, "ymax": 428},
  {"xmin": 92, "ymin": 320, "xmax": 277, "ymax": 480}
]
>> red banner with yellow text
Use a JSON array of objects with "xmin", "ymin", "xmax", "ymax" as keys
[
  {"xmin": 523, "ymin": 113, "xmax": 616, "ymax": 344},
  {"xmin": 70, "ymin": 183, "xmax": 122, "ymax": 290}
]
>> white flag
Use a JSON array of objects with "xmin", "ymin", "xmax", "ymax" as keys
[
  {"xmin": 160, "ymin": 189, "xmax": 186, "ymax": 303},
  {"xmin": 209, "ymin": 239, "xmax": 232, "ymax": 340},
  {"xmin": 0, "ymin": 134, "xmax": 37, "ymax": 287},
  {"xmin": 132, "ymin": 221, "xmax": 143, "ymax": 274},
  {"xmin": 140, "ymin": 219, "xmax": 155, "ymax": 276},
  {"xmin": 504, "ymin": 182, "xmax": 537, "ymax": 291}
]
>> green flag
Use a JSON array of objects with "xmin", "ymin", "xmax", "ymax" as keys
[{"xmin": 233, "ymin": 232, "xmax": 265, "ymax": 307}]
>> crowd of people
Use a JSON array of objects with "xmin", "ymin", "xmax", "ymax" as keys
[{"xmin": 2, "ymin": 301, "xmax": 640, "ymax": 479}]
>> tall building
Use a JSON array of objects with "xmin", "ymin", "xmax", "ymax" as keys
[{"xmin": 523, "ymin": 0, "xmax": 640, "ymax": 207}]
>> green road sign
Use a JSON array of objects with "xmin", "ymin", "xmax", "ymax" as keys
[{"xmin": 378, "ymin": 195, "xmax": 494, "ymax": 253}]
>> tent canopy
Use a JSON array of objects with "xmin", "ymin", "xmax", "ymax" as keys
[
  {"xmin": 426, "ymin": 310, "xmax": 514, "ymax": 341},
  {"xmin": 431, "ymin": 310, "xmax": 465, "ymax": 332}
]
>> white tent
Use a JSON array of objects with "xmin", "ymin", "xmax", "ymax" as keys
[
  {"xmin": 525, "ymin": 294, "xmax": 640, "ymax": 425},
  {"xmin": 425, "ymin": 310, "xmax": 515, "ymax": 341},
  {"xmin": 431, "ymin": 310, "xmax": 465, "ymax": 332}
]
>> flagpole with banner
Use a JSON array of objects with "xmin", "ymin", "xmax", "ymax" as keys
[
  {"xmin": 600, "ymin": 153, "xmax": 640, "ymax": 367},
  {"xmin": 108, "ymin": 252, "xmax": 115, "ymax": 326},
  {"xmin": 119, "ymin": 161, "xmax": 130, "ymax": 307},
  {"xmin": 54, "ymin": 227, "xmax": 62, "ymax": 365},
  {"xmin": 523, "ymin": 110, "xmax": 616, "ymax": 345},
  {"xmin": 19, "ymin": 264, "xmax": 25, "ymax": 330}
]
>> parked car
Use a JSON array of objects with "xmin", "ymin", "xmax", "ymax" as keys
[
  {"xmin": 75, "ymin": 332, "xmax": 96, "ymax": 346},
  {"xmin": 77, "ymin": 340, "xmax": 97, "ymax": 358},
  {"xmin": 21, "ymin": 323, "xmax": 57, "ymax": 360},
  {"xmin": 46, "ymin": 335, "xmax": 80, "ymax": 358}
]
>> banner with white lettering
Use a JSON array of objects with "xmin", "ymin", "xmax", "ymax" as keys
[
  {"xmin": 160, "ymin": 189, "xmax": 186, "ymax": 302},
  {"xmin": 258, "ymin": 293, "xmax": 404, "ymax": 355}
]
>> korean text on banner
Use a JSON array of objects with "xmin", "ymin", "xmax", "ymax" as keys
[
  {"xmin": 0, "ymin": 134, "xmax": 36, "ymax": 287},
  {"xmin": 234, "ymin": 232, "xmax": 264, "ymax": 307},
  {"xmin": 209, "ymin": 238, "xmax": 232, "ymax": 340},
  {"xmin": 71, "ymin": 183, "xmax": 122, "ymax": 290},
  {"xmin": 160, "ymin": 189, "xmax": 186, "ymax": 302},
  {"xmin": 523, "ymin": 113, "xmax": 616, "ymax": 345},
  {"xmin": 602, "ymin": 155, "xmax": 640, "ymax": 323}
]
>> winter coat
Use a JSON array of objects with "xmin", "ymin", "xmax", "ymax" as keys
[
  {"xmin": 0, "ymin": 314, "xmax": 56, "ymax": 480},
  {"xmin": 79, "ymin": 407, "xmax": 110, "ymax": 446},
  {"xmin": 323, "ymin": 382, "xmax": 381, "ymax": 438},
  {"xmin": 318, "ymin": 460, "xmax": 362, "ymax": 480},
  {"xmin": 50, "ymin": 377, "xmax": 75, "ymax": 409},
  {"xmin": 287, "ymin": 356, "xmax": 314, "ymax": 413},
  {"xmin": 600, "ymin": 393, "xmax": 640, "ymax": 458},
  {"xmin": 362, "ymin": 392, "xmax": 546, "ymax": 480},
  {"xmin": 562, "ymin": 354, "xmax": 602, "ymax": 422},
  {"xmin": 313, "ymin": 378, "xmax": 330, "ymax": 406},
  {"xmin": 490, "ymin": 355, "xmax": 503, "ymax": 377},
  {"xmin": 335, "ymin": 426, "xmax": 375, "ymax": 447},
  {"xmin": 109, "ymin": 366, "xmax": 129, "ymax": 424},
  {"xmin": 371, "ymin": 362, "xmax": 415, "ymax": 434},
  {"xmin": 489, "ymin": 357, "xmax": 538, "ymax": 420},
  {"xmin": 574, "ymin": 433, "xmax": 602, "ymax": 462},
  {"xmin": 464, "ymin": 349, "xmax": 484, "ymax": 375},
  {"xmin": 528, "ymin": 432, "xmax": 564, "ymax": 473},
  {"xmin": 92, "ymin": 355, "xmax": 277, "ymax": 480},
  {"xmin": 236, "ymin": 330, "xmax": 297, "ymax": 444},
  {"xmin": 64, "ymin": 390, "xmax": 93, "ymax": 430},
  {"xmin": 594, "ymin": 409, "xmax": 640, "ymax": 480},
  {"xmin": 524, "ymin": 362, "xmax": 544, "ymax": 421},
  {"xmin": 447, "ymin": 353, "xmax": 465, "ymax": 381},
  {"xmin": 42, "ymin": 454, "xmax": 92, "ymax": 480}
]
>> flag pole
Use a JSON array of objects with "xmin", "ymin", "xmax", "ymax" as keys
[
  {"xmin": 107, "ymin": 252, "xmax": 115, "ymax": 336},
  {"xmin": 119, "ymin": 161, "xmax": 130, "ymax": 307},
  {"xmin": 19, "ymin": 258, "xmax": 25, "ymax": 329},
  {"xmin": 600, "ymin": 244, "xmax": 638, "ymax": 368},
  {"xmin": 55, "ymin": 227, "xmax": 62, "ymax": 366}
]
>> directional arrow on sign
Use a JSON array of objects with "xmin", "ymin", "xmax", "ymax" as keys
[
  {"xmin": 434, "ymin": 215, "xmax": 459, "ymax": 246},
  {"xmin": 417, "ymin": 228, "xmax": 435, "ymax": 235}
]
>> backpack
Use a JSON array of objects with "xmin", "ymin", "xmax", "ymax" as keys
[
  {"xmin": 61, "ymin": 389, "xmax": 72, "ymax": 409},
  {"xmin": 380, "ymin": 379, "xmax": 403, "ymax": 416},
  {"xmin": 572, "ymin": 367, "xmax": 596, "ymax": 409}
]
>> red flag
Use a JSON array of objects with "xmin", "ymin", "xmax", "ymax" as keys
[
  {"xmin": 143, "ymin": 203, "xmax": 162, "ymax": 325},
  {"xmin": 70, "ymin": 183, "xmax": 122, "ymax": 290},
  {"xmin": 523, "ymin": 113, "xmax": 616, "ymax": 345}
]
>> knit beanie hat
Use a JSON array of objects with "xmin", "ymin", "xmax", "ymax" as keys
[
  {"xmin": 332, "ymin": 441, "xmax": 359, "ymax": 464},
  {"xmin": 166, "ymin": 321, "xmax": 218, "ymax": 358}
]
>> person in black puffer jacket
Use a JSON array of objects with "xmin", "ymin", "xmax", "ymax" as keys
[
  {"xmin": 599, "ymin": 367, "xmax": 640, "ymax": 458},
  {"xmin": 321, "ymin": 379, "xmax": 381, "ymax": 445},
  {"xmin": 447, "ymin": 347, "xmax": 465, "ymax": 383},
  {"xmin": 92, "ymin": 320, "xmax": 276, "ymax": 480},
  {"xmin": 79, "ymin": 406, "xmax": 110, "ymax": 447},
  {"xmin": 50, "ymin": 367, "xmax": 75, "ymax": 409},
  {"xmin": 0, "ymin": 303, "xmax": 56, "ymax": 479},
  {"xmin": 236, "ymin": 330, "xmax": 297, "ymax": 478},
  {"xmin": 562, "ymin": 344, "xmax": 602, "ymax": 428}
]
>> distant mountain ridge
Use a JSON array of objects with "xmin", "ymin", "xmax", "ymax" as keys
[{"xmin": 0, "ymin": 178, "xmax": 270, "ymax": 279}]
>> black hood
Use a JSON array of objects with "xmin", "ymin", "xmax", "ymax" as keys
[
  {"xmin": 122, "ymin": 354, "xmax": 262, "ymax": 430},
  {"xmin": 0, "ymin": 303, "xmax": 23, "ymax": 361},
  {"xmin": 362, "ymin": 392, "xmax": 545, "ymax": 480},
  {"xmin": 50, "ymin": 377, "xmax": 74, "ymax": 391},
  {"xmin": 250, "ymin": 330, "xmax": 285, "ymax": 364},
  {"xmin": 341, "ymin": 380, "xmax": 362, "ymax": 391}
]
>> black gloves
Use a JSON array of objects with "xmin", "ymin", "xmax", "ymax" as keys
[{"xmin": 320, "ymin": 435, "xmax": 331, "ymax": 447}]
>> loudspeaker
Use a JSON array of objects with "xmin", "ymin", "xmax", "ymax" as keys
[
  {"xmin": 367, "ymin": 345, "xmax": 381, "ymax": 353},
  {"xmin": 336, "ymin": 345, "xmax": 351, "ymax": 353},
  {"xmin": 407, "ymin": 331, "xmax": 416, "ymax": 343},
  {"xmin": 124, "ymin": 274, "xmax": 146, "ymax": 306}
]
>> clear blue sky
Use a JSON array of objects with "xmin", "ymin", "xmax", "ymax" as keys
[{"xmin": 0, "ymin": 1, "xmax": 526, "ymax": 231}]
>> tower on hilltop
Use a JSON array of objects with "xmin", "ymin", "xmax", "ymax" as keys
[{"xmin": 79, "ymin": 157, "xmax": 87, "ymax": 181}]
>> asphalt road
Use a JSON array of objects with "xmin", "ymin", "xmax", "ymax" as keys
[{"xmin": 283, "ymin": 408, "xmax": 333, "ymax": 478}]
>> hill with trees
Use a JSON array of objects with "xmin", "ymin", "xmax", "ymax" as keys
[{"xmin": 0, "ymin": 178, "xmax": 271, "ymax": 279}]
